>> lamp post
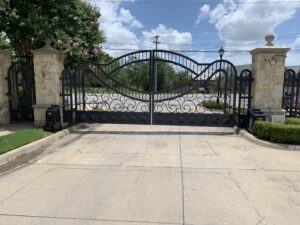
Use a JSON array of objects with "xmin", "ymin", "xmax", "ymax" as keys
[
  {"xmin": 217, "ymin": 47, "xmax": 225, "ymax": 103},
  {"xmin": 219, "ymin": 47, "xmax": 224, "ymax": 60}
]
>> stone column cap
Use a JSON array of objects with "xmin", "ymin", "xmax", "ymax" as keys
[
  {"xmin": 0, "ymin": 49, "xmax": 11, "ymax": 56},
  {"xmin": 250, "ymin": 47, "xmax": 290, "ymax": 55},
  {"xmin": 31, "ymin": 40, "xmax": 64, "ymax": 56}
]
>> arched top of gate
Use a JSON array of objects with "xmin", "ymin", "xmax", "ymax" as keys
[
  {"xmin": 70, "ymin": 50, "xmax": 237, "ymax": 79},
  {"xmin": 284, "ymin": 68, "xmax": 297, "ymax": 77},
  {"xmin": 7, "ymin": 61, "xmax": 35, "ymax": 82},
  {"xmin": 153, "ymin": 50, "xmax": 210, "ymax": 75}
]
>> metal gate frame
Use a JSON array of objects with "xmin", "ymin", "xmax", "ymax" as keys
[
  {"xmin": 62, "ymin": 50, "xmax": 252, "ymax": 127},
  {"xmin": 7, "ymin": 61, "xmax": 35, "ymax": 122},
  {"xmin": 282, "ymin": 69, "xmax": 300, "ymax": 117}
]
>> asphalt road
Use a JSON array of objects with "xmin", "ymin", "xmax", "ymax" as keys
[{"xmin": 0, "ymin": 124, "xmax": 299, "ymax": 225}]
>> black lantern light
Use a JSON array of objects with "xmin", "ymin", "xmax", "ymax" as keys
[{"xmin": 219, "ymin": 47, "xmax": 225, "ymax": 60}]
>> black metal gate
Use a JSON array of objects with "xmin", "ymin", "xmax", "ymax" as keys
[
  {"xmin": 7, "ymin": 61, "xmax": 35, "ymax": 122},
  {"xmin": 282, "ymin": 69, "xmax": 300, "ymax": 117},
  {"xmin": 62, "ymin": 50, "xmax": 252, "ymax": 127}
]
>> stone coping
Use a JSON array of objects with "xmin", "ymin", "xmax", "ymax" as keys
[
  {"xmin": 235, "ymin": 128, "xmax": 300, "ymax": 151},
  {"xmin": 31, "ymin": 47, "xmax": 64, "ymax": 55},
  {"xmin": 0, "ymin": 49, "xmax": 11, "ymax": 56},
  {"xmin": 0, "ymin": 124, "xmax": 85, "ymax": 173},
  {"xmin": 250, "ymin": 47, "xmax": 290, "ymax": 55}
]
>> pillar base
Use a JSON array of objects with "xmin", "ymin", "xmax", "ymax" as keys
[
  {"xmin": 0, "ymin": 104, "xmax": 10, "ymax": 125},
  {"xmin": 261, "ymin": 108, "xmax": 286, "ymax": 124},
  {"xmin": 33, "ymin": 105, "xmax": 49, "ymax": 127}
]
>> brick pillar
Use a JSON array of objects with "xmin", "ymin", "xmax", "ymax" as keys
[
  {"xmin": 0, "ymin": 50, "xmax": 11, "ymax": 125},
  {"xmin": 250, "ymin": 34, "xmax": 290, "ymax": 123},
  {"xmin": 31, "ymin": 40, "xmax": 65, "ymax": 127}
]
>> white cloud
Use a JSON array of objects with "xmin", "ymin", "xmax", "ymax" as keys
[
  {"xmin": 210, "ymin": 0, "xmax": 300, "ymax": 41},
  {"xmin": 198, "ymin": 0, "xmax": 300, "ymax": 43},
  {"xmin": 119, "ymin": 8, "xmax": 144, "ymax": 28},
  {"xmin": 194, "ymin": 0, "xmax": 300, "ymax": 65},
  {"xmin": 195, "ymin": 4, "xmax": 210, "ymax": 26},
  {"xmin": 141, "ymin": 24, "xmax": 193, "ymax": 50},
  {"xmin": 89, "ymin": 0, "xmax": 142, "ymax": 56},
  {"xmin": 291, "ymin": 35, "xmax": 300, "ymax": 48}
]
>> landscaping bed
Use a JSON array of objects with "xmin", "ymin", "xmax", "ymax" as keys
[
  {"xmin": 202, "ymin": 100, "xmax": 225, "ymax": 110},
  {"xmin": 201, "ymin": 100, "xmax": 235, "ymax": 113},
  {"xmin": 0, "ymin": 129, "xmax": 51, "ymax": 155},
  {"xmin": 253, "ymin": 118, "xmax": 300, "ymax": 144}
]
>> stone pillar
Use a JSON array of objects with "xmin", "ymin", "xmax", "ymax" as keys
[
  {"xmin": 0, "ymin": 50, "xmax": 11, "ymax": 125},
  {"xmin": 31, "ymin": 40, "xmax": 64, "ymax": 127},
  {"xmin": 250, "ymin": 34, "xmax": 290, "ymax": 123}
]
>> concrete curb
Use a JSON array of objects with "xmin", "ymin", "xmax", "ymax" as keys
[
  {"xmin": 0, "ymin": 123, "xmax": 86, "ymax": 173},
  {"xmin": 235, "ymin": 128, "xmax": 300, "ymax": 151}
]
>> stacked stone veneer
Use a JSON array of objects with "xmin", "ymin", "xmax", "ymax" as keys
[
  {"xmin": 31, "ymin": 45, "xmax": 64, "ymax": 127},
  {"xmin": 0, "ymin": 50, "xmax": 11, "ymax": 125},
  {"xmin": 250, "ymin": 36, "xmax": 290, "ymax": 122}
]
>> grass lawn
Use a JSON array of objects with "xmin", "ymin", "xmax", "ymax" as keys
[{"xmin": 0, "ymin": 129, "xmax": 52, "ymax": 155}]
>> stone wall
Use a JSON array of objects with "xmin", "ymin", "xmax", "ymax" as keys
[
  {"xmin": 32, "ymin": 44, "xmax": 64, "ymax": 127},
  {"xmin": 0, "ymin": 50, "xmax": 11, "ymax": 125},
  {"xmin": 250, "ymin": 35, "xmax": 290, "ymax": 122}
]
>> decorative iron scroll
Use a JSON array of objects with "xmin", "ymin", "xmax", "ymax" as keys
[{"xmin": 62, "ymin": 50, "xmax": 250, "ymax": 126}]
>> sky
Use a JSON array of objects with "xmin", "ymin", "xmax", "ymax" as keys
[{"xmin": 88, "ymin": 0, "xmax": 300, "ymax": 66}]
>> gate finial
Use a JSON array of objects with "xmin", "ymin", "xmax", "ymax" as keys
[
  {"xmin": 42, "ymin": 38, "xmax": 54, "ymax": 50},
  {"xmin": 265, "ymin": 34, "xmax": 275, "ymax": 46}
]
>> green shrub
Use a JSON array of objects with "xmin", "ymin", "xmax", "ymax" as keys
[
  {"xmin": 286, "ymin": 117, "xmax": 300, "ymax": 126},
  {"xmin": 253, "ymin": 121, "xmax": 273, "ymax": 139},
  {"xmin": 202, "ymin": 101, "xmax": 226, "ymax": 110},
  {"xmin": 253, "ymin": 121, "xmax": 300, "ymax": 144},
  {"xmin": 92, "ymin": 106, "xmax": 103, "ymax": 112}
]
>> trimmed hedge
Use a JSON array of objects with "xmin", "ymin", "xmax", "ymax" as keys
[
  {"xmin": 286, "ymin": 117, "xmax": 300, "ymax": 126},
  {"xmin": 253, "ymin": 121, "xmax": 300, "ymax": 144},
  {"xmin": 202, "ymin": 100, "xmax": 224, "ymax": 110}
]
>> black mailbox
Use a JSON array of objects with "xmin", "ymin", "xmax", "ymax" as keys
[
  {"xmin": 44, "ymin": 105, "xmax": 62, "ymax": 132},
  {"xmin": 248, "ymin": 108, "xmax": 266, "ymax": 133}
]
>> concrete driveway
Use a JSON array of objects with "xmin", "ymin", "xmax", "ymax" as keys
[{"xmin": 0, "ymin": 124, "xmax": 299, "ymax": 225}]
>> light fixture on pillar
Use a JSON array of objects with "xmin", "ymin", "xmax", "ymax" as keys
[{"xmin": 219, "ymin": 47, "xmax": 225, "ymax": 60}]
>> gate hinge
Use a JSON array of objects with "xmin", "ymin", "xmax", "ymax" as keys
[{"xmin": 4, "ymin": 77, "xmax": 8, "ymax": 80}]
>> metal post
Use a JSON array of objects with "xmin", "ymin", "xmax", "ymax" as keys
[
  {"xmin": 149, "ymin": 51, "xmax": 155, "ymax": 125},
  {"xmin": 153, "ymin": 36, "xmax": 159, "ymax": 92},
  {"xmin": 217, "ymin": 74, "xmax": 221, "ymax": 103}
]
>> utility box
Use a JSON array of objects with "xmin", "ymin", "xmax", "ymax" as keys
[
  {"xmin": 44, "ymin": 105, "xmax": 62, "ymax": 132},
  {"xmin": 249, "ymin": 108, "xmax": 266, "ymax": 133}
]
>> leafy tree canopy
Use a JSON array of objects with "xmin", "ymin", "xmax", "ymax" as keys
[{"xmin": 0, "ymin": 0, "xmax": 106, "ymax": 66}]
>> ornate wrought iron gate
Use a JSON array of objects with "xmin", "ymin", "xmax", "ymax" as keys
[
  {"xmin": 282, "ymin": 69, "xmax": 300, "ymax": 117},
  {"xmin": 7, "ymin": 61, "xmax": 35, "ymax": 122},
  {"xmin": 62, "ymin": 50, "xmax": 252, "ymax": 127}
]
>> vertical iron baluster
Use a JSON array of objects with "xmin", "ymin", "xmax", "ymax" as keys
[{"xmin": 232, "ymin": 66, "xmax": 238, "ymax": 124}]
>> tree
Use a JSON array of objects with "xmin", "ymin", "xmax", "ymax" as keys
[
  {"xmin": 0, "ymin": 0, "xmax": 105, "ymax": 66},
  {"xmin": 112, "ymin": 60, "xmax": 191, "ymax": 92},
  {"xmin": 0, "ymin": 0, "xmax": 105, "ymax": 108},
  {"xmin": 0, "ymin": 33, "xmax": 10, "ymax": 50},
  {"xmin": 156, "ymin": 61, "xmax": 190, "ymax": 91}
]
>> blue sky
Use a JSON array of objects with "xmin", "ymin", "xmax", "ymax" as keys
[{"xmin": 89, "ymin": 0, "xmax": 300, "ymax": 65}]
